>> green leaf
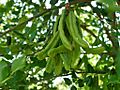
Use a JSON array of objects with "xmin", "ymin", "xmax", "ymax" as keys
[
  {"xmin": 36, "ymin": 59, "xmax": 47, "ymax": 68},
  {"xmin": 43, "ymin": 71, "xmax": 53, "ymax": 79},
  {"xmin": 27, "ymin": 22, "xmax": 37, "ymax": 34},
  {"xmin": 13, "ymin": 30, "xmax": 26, "ymax": 39},
  {"xmin": 85, "ymin": 76, "xmax": 93, "ymax": 87},
  {"xmin": 115, "ymin": 50, "xmax": 120, "ymax": 79},
  {"xmin": 92, "ymin": 7, "xmax": 101, "ymax": 15},
  {"xmin": 0, "ymin": 46, "xmax": 8, "ymax": 55},
  {"xmin": 4, "ymin": 55, "xmax": 13, "ymax": 60},
  {"xmin": 109, "ymin": 74, "xmax": 119, "ymax": 84},
  {"xmin": 15, "ymin": 16, "xmax": 28, "ymax": 31},
  {"xmin": 53, "ymin": 9, "xmax": 59, "ymax": 16},
  {"xmin": 78, "ymin": 79, "xmax": 84, "ymax": 87},
  {"xmin": 5, "ymin": 0, "xmax": 14, "ymax": 13},
  {"xmin": 29, "ymin": 30, "xmax": 37, "ymax": 42},
  {"xmin": 82, "ymin": 55, "xmax": 88, "ymax": 64},
  {"xmin": 87, "ymin": 64, "xmax": 94, "ymax": 72},
  {"xmin": 0, "ymin": 61, "xmax": 9, "ymax": 82},
  {"xmin": 64, "ymin": 78, "xmax": 72, "ymax": 85},
  {"xmin": 18, "ymin": 16, "xmax": 28, "ymax": 24},
  {"xmin": 30, "ymin": 57, "xmax": 46, "ymax": 68},
  {"xmin": 71, "ymin": 85, "xmax": 77, "ymax": 90},
  {"xmin": 100, "ymin": 8, "xmax": 108, "ymax": 16},
  {"xmin": 97, "ymin": 0, "xmax": 120, "ymax": 12},
  {"xmin": 90, "ymin": 75, "xmax": 99, "ymax": 90},
  {"xmin": 78, "ymin": 2, "xmax": 89, "ymax": 7},
  {"xmin": 114, "ymin": 83, "xmax": 120, "ymax": 90},
  {"xmin": 50, "ymin": 0, "xmax": 58, "ymax": 5},
  {"xmin": 15, "ymin": 22, "xmax": 27, "ymax": 31},
  {"xmin": 12, "ymin": 71, "xmax": 26, "ymax": 81},
  {"xmin": 11, "ymin": 56, "xmax": 26, "ymax": 74},
  {"xmin": 107, "ymin": 83, "xmax": 114, "ymax": 90},
  {"xmin": 68, "ymin": 0, "xmax": 74, "ymax": 2},
  {"xmin": 72, "ymin": 72, "xmax": 77, "ymax": 82}
]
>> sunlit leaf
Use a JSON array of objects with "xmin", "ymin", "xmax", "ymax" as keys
[
  {"xmin": 11, "ymin": 56, "xmax": 26, "ymax": 74},
  {"xmin": 0, "ymin": 61, "xmax": 9, "ymax": 82}
]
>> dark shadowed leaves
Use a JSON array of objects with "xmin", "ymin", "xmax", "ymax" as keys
[
  {"xmin": 78, "ymin": 79, "xmax": 84, "ymax": 87},
  {"xmin": 64, "ymin": 78, "xmax": 72, "ymax": 85},
  {"xmin": 115, "ymin": 50, "xmax": 120, "ymax": 79},
  {"xmin": 84, "ymin": 76, "xmax": 93, "ymax": 86},
  {"xmin": 6, "ymin": 36, "xmax": 11, "ymax": 46},
  {"xmin": 0, "ymin": 61, "xmax": 9, "ymax": 83},
  {"xmin": 71, "ymin": 85, "xmax": 77, "ymax": 90},
  {"xmin": 50, "ymin": 0, "xmax": 58, "ymax": 5}
]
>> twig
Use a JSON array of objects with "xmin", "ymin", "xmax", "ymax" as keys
[
  {"xmin": 75, "ymin": 70, "xmax": 106, "ymax": 74},
  {"xmin": 0, "ymin": 0, "xmax": 92, "ymax": 36},
  {"xmin": 104, "ymin": 27, "xmax": 119, "ymax": 49},
  {"xmin": 57, "ymin": 70, "xmax": 107, "ymax": 78},
  {"xmin": 104, "ymin": 27, "xmax": 114, "ymax": 45},
  {"xmin": 80, "ymin": 24, "xmax": 97, "ymax": 38}
]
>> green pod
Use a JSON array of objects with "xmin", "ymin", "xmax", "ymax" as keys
[
  {"xmin": 60, "ymin": 51, "xmax": 72, "ymax": 71},
  {"xmin": 48, "ymin": 45, "xmax": 67, "ymax": 57},
  {"xmin": 54, "ymin": 55, "xmax": 63, "ymax": 75},
  {"xmin": 53, "ymin": 15, "xmax": 60, "ymax": 36},
  {"xmin": 76, "ymin": 18, "xmax": 83, "ymax": 38},
  {"xmin": 45, "ymin": 31, "xmax": 59, "ymax": 50},
  {"xmin": 67, "ymin": 11, "xmax": 89, "ymax": 48},
  {"xmin": 58, "ymin": 10, "xmax": 72, "ymax": 51},
  {"xmin": 71, "ymin": 41, "xmax": 81, "ymax": 69},
  {"xmin": 85, "ymin": 46, "xmax": 105, "ymax": 54},
  {"xmin": 45, "ymin": 57, "xmax": 55, "ymax": 73},
  {"xmin": 35, "ymin": 31, "xmax": 59, "ymax": 60},
  {"xmin": 35, "ymin": 49, "xmax": 47, "ymax": 60}
]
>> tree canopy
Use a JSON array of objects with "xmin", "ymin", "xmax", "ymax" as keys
[{"xmin": 0, "ymin": 0, "xmax": 120, "ymax": 90}]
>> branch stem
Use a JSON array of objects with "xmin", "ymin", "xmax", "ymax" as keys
[{"xmin": 0, "ymin": 0, "xmax": 92, "ymax": 36}]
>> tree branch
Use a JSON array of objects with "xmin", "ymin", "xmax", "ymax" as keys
[
  {"xmin": 80, "ymin": 24, "xmax": 97, "ymax": 38},
  {"xmin": 0, "ymin": 0, "xmax": 92, "ymax": 37},
  {"xmin": 104, "ymin": 27, "xmax": 119, "ymax": 50},
  {"xmin": 60, "ymin": 70, "xmax": 106, "ymax": 78}
]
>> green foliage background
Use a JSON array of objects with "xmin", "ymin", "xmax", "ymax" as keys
[{"xmin": 0, "ymin": 0, "xmax": 120, "ymax": 90}]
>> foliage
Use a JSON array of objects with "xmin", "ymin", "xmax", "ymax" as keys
[{"xmin": 0, "ymin": 0, "xmax": 120, "ymax": 89}]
